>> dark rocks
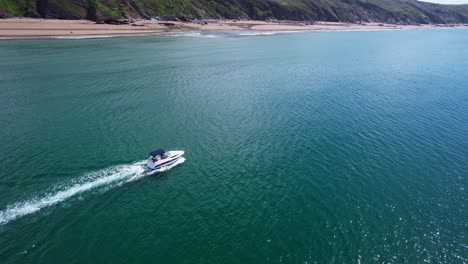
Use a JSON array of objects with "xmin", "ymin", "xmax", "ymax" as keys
[
  {"xmin": 159, "ymin": 22, "xmax": 176, "ymax": 26},
  {"xmin": 160, "ymin": 15, "xmax": 179, "ymax": 21},
  {"xmin": 102, "ymin": 19, "xmax": 130, "ymax": 25},
  {"xmin": 86, "ymin": 2, "xmax": 97, "ymax": 21},
  {"xmin": 0, "ymin": 10, "xmax": 12, "ymax": 18},
  {"xmin": 177, "ymin": 16, "xmax": 190, "ymax": 22},
  {"xmin": 36, "ymin": 0, "xmax": 48, "ymax": 18}
]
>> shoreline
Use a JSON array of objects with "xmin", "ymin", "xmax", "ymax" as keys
[{"xmin": 1, "ymin": 18, "xmax": 467, "ymax": 38}]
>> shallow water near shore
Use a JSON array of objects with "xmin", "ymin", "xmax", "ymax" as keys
[{"xmin": 0, "ymin": 29, "xmax": 467, "ymax": 263}]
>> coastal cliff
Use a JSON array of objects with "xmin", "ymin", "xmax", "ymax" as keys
[{"xmin": 1, "ymin": 0, "xmax": 468, "ymax": 24}]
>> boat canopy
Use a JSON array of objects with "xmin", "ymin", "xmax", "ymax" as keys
[{"xmin": 149, "ymin": 149, "xmax": 165, "ymax": 157}]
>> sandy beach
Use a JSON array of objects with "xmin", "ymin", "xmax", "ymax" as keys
[{"xmin": 0, "ymin": 18, "xmax": 466, "ymax": 38}]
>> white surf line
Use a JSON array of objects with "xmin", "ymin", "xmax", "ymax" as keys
[
  {"xmin": 162, "ymin": 31, "xmax": 218, "ymax": 38},
  {"xmin": 0, "ymin": 158, "xmax": 185, "ymax": 225},
  {"xmin": 52, "ymin": 35, "xmax": 122, "ymax": 39},
  {"xmin": 238, "ymin": 31, "xmax": 301, "ymax": 36}
]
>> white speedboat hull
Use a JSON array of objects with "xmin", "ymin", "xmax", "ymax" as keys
[{"xmin": 146, "ymin": 150, "xmax": 184, "ymax": 170}]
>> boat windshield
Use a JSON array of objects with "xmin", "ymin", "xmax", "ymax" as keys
[{"xmin": 152, "ymin": 153, "xmax": 167, "ymax": 161}]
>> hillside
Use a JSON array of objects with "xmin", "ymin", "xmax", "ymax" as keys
[{"xmin": 1, "ymin": 0, "xmax": 468, "ymax": 24}]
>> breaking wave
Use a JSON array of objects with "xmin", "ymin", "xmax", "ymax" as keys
[
  {"xmin": 163, "ymin": 31, "xmax": 218, "ymax": 38},
  {"xmin": 238, "ymin": 31, "xmax": 301, "ymax": 36},
  {"xmin": 0, "ymin": 158, "xmax": 185, "ymax": 225},
  {"xmin": 52, "ymin": 35, "xmax": 123, "ymax": 39}
]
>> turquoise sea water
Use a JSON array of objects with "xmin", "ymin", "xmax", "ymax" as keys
[{"xmin": 0, "ymin": 29, "xmax": 467, "ymax": 263}]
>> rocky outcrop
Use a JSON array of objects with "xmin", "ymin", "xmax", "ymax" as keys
[{"xmin": 36, "ymin": 0, "xmax": 48, "ymax": 18}]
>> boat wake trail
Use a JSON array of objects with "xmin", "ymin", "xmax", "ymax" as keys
[{"xmin": 0, "ymin": 158, "xmax": 185, "ymax": 225}]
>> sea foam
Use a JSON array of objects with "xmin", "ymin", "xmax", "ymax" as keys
[
  {"xmin": 163, "ymin": 31, "xmax": 218, "ymax": 38},
  {"xmin": 238, "ymin": 31, "xmax": 301, "ymax": 36}
]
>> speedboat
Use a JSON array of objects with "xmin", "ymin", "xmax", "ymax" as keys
[{"xmin": 146, "ymin": 148, "xmax": 184, "ymax": 170}]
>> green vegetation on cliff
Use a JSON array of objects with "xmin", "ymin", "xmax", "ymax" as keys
[{"xmin": 1, "ymin": 0, "xmax": 467, "ymax": 24}]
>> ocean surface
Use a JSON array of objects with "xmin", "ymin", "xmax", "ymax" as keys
[{"xmin": 0, "ymin": 29, "xmax": 467, "ymax": 263}]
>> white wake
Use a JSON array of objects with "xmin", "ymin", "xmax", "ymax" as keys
[{"xmin": 0, "ymin": 158, "xmax": 185, "ymax": 225}]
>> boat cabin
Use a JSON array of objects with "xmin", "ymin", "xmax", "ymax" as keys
[{"xmin": 149, "ymin": 149, "xmax": 167, "ymax": 161}]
